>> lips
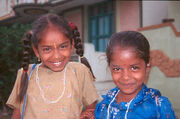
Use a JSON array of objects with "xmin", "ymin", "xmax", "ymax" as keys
[
  {"xmin": 123, "ymin": 84, "xmax": 134, "ymax": 88},
  {"xmin": 119, "ymin": 82, "xmax": 136, "ymax": 88}
]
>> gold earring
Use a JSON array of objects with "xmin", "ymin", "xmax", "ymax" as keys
[{"xmin": 38, "ymin": 57, "xmax": 41, "ymax": 62}]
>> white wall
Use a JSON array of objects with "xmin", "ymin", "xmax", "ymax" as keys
[
  {"xmin": 168, "ymin": 1, "xmax": 180, "ymax": 31},
  {"xmin": 0, "ymin": 0, "xmax": 12, "ymax": 18},
  {"xmin": 142, "ymin": 1, "xmax": 168, "ymax": 27},
  {"xmin": 140, "ymin": 25, "xmax": 180, "ymax": 118},
  {"xmin": 84, "ymin": 43, "xmax": 116, "ymax": 100},
  {"xmin": 84, "ymin": 43, "xmax": 112, "ymax": 81}
]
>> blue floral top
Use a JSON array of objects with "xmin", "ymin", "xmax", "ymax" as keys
[{"xmin": 95, "ymin": 84, "xmax": 175, "ymax": 119}]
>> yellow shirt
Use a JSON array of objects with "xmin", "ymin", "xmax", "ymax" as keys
[{"xmin": 6, "ymin": 62, "xmax": 98, "ymax": 119}]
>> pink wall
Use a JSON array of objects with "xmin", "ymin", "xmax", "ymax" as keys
[
  {"xmin": 119, "ymin": 1, "xmax": 139, "ymax": 31},
  {"xmin": 64, "ymin": 10, "xmax": 82, "ymax": 39}
]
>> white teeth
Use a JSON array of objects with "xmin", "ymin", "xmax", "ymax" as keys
[{"xmin": 53, "ymin": 62, "xmax": 61, "ymax": 66}]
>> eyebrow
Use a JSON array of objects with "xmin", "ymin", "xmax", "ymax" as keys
[
  {"xmin": 111, "ymin": 63, "xmax": 141, "ymax": 67},
  {"xmin": 111, "ymin": 64, "xmax": 121, "ymax": 67},
  {"xmin": 130, "ymin": 63, "xmax": 141, "ymax": 66},
  {"xmin": 40, "ymin": 45, "xmax": 51, "ymax": 48},
  {"xmin": 59, "ymin": 41, "xmax": 70, "ymax": 46}
]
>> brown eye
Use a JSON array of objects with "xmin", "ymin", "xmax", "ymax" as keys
[
  {"xmin": 60, "ymin": 44, "xmax": 68, "ymax": 49},
  {"xmin": 113, "ymin": 67, "xmax": 121, "ymax": 71},
  {"xmin": 111, "ymin": 66, "xmax": 122, "ymax": 73},
  {"xmin": 131, "ymin": 65, "xmax": 139, "ymax": 71},
  {"xmin": 42, "ymin": 47, "xmax": 51, "ymax": 52},
  {"xmin": 59, "ymin": 42, "xmax": 70, "ymax": 50}
]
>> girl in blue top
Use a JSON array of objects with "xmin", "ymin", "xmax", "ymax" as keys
[{"xmin": 95, "ymin": 31, "xmax": 175, "ymax": 119}]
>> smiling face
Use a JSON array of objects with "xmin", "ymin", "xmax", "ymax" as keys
[
  {"xmin": 110, "ymin": 46, "xmax": 148, "ymax": 99},
  {"xmin": 33, "ymin": 27, "xmax": 72, "ymax": 72}
]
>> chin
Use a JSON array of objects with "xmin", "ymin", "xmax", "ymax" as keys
[
  {"xmin": 44, "ymin": 65, "xmax": 64, "ymax": 72},
  {"xmin": 51, "ymin": 67, "xmax": 64, "ymax": 72},
  {"xmin": 120, "ymin": 88, "xmax": 136, "ymax": 95}
]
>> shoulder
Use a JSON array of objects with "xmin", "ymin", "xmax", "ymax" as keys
[
  {"xmin": 156, "ymin": 96, "xmax": 175, "ymax": 118},
  {"xmin": 140, "ymin": 85, "xmax": 172, "ymax": 105},
  {"xmin": 144, "ymin": 86, "xmax": 174, "ymax": 113},
  {"xmin": 67, "ymin": 62, "xmax": 95, "ymax": 81},
  {"xmin": 144, "ymin": 87, "xmax": 172, "ymax": 106},
  {"xmin": 99, "ymin": 87, "xmax": 119, "ymax": 104},
  {"xmin": 95, "ymin": 87, "xmax": 118, "ymax": 117},
  {"xmin": 18, "ymin": 64, "xmax": 36, "ymax": 71},
  {"xmin": 142, "ymin": 85, "xmax": 161, "ymax": 99},
  {"xmin": 17, "ymin": 64, "xmax": 36, "ymax": 76},
  {"xmin": 68, "ymin": 62, "xmax": 90, "ymax": 73},
  {"xmin": 68, "ymin": 62, "xmax": 88, "ymax": 69},
  {"xmin": 156, "ymin": 96, "xmax": 173, "ymax": 109}
]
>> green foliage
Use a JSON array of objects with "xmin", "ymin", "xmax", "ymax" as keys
[{"xmin": 0, "ymin": 23, "xmax": 34, "ymax": 108}]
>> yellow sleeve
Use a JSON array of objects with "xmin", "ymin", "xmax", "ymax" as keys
[
  {"xmin": 80, "ymin": 65, "xmax": 99, "ymax": 106},
  {"xmin": 6, "ymin": 68, "xmax": 23, "ymax": 109}
]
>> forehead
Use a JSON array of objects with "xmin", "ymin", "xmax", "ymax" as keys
[
  {"xmin": 110, "ymin": 46, "xmax": 142, "ymax": 63},
  {"xmin": 112, "ymin": 46, "xmax": 136, "ymax": 55},
  {"xmin": 39, "ymin": 27, "xmax": 69, "ymax": 45}
]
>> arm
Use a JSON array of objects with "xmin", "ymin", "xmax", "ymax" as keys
[
  {"xmin": 158, "ymin": 97, "xmax": 176, "ymax": 119},
  {"xmin": 12, "ymin": 109, "xmax": 21, "ymax": 119},
  {"xmin": 86, "ymin": 101, "xmax": 97, "ymax": 109},
  {"xmin": 80, "ymin": 101, "xmax": 97, "ymax": 119},
  {"xmin": 77, "ymin": 64, "xmax": 99, "ymax": 119}
]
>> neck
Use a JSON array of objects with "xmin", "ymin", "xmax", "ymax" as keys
[{"xmin": 116, "ymin": 92, "xmax": 136, "ymax": 104}]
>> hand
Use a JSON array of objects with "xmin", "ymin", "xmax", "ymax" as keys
[{"xmin": 80, "ymin": 109, "xmax": 95, "ymax": 119}]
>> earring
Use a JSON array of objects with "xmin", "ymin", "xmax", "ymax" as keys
[
  {"xmin": 37, "ymin": 57, "xmax": 41, "ymax": 63},
  {"xmin": 147, "ymin": 63, "xmax": 150, "ymax": 67}
]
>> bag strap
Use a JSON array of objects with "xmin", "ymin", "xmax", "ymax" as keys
[{"xmin": 21, "ymin": 64, "xmax": 36, "ymax": 119}]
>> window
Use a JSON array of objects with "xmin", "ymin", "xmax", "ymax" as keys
[{"xmin": 88, "ymin": 1, "xmax": 114, "ymax": 52}]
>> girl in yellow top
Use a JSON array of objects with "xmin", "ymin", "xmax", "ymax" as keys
[{"xmin": 6, "ymin": 13, "xmax": 98, "ymax": 119}]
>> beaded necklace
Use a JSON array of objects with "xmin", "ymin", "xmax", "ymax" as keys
[{"xmin": 36, "ymin": 63, "xmax": 67, "ymax": 104}]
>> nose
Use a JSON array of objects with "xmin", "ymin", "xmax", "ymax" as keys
[
  {"xmin": 53, "ymin": 49, "xmax": 61, "ymax": 59},
  {"xmin": 122, "ymin": 69, "xmax": 130, "ymax": 80}
]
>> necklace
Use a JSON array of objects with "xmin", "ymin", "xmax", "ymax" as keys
[
  {"xmin": 107, "ymin": 90, "xmax": 134, "ymax": 119},
  {"xmin": 35, "ymin": 63, "xmax": 67, "ymax": 104}
]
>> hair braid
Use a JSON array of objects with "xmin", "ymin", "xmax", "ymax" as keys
[
  {"xmin": 73, "ymin": 27, "xmax": 83, "ymax": 56},
  {"xmin": 18, "ymin": 31, "xmax": 32, "ymax": 102},
  {"xmin": 70, "ymin": 23, "xmax": 95, "ymax": 79}
]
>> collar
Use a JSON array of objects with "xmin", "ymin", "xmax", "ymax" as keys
[{"xmin": 101, "ymin": 84, "xmax": 161, "ymax": 109}]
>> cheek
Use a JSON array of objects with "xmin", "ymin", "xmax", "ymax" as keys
[
  {"xmin": 61, "ymin": 50, "xmax": 72, "ymax": 57},
  {"xmin": 111, "ymin": 73, "xmax": 121, "ymax": 83},
  {"xmin": 133, "ymin": 72, "xmax": 145, "ymax": 82},
  {"xmin": 39, "ymin": 54, "xmax": 50, "ymax": 61}
]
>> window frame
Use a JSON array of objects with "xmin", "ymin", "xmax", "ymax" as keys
[{"xmin": 88, "ymin": 1, "xmax": 114, "ymax": 52}]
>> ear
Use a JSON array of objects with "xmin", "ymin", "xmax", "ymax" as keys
[
  {"xmin": 32, "ymin": 45, "xmax": 40, "ymax": 58},
  {"xmin": 144, "ymin": 62, "xmax": 151, "ymax": 84},
  {"xmin": 145, "ymin": 63, "xmax": 151, "ymax": 73}
]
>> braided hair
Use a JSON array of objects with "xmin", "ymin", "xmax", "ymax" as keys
[
  {"xmin": 18, "ymin": 13, "xmax": 95, "ymax": 102},
  {"xmin": 70, "ymin": 22, "xmax": 95, "ymax": 79},
  {"xmin": 19, "ymin": 31, "xmax": 32, "ymax": 102}
]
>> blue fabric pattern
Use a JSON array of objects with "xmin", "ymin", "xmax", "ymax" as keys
[{"xmin": 95, "ymin": 84, "xmax": 176, "ymax": 119}]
